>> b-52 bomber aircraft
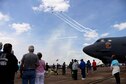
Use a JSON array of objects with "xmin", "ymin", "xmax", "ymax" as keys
[{"xmin": 83, "ymin": 36, "xmax": 126, "ymax": 64}]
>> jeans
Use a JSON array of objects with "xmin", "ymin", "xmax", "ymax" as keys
[
  {"xmin": 35, "ymin": 72, "xmax": 45, "ymax": 84},
  {"xmin": 81, "ymin": 69, "xmax": 86, "ymax": 78},
  {"xmin": 22, "ymin": 70, "xmax": 36, "ymax": 84}
]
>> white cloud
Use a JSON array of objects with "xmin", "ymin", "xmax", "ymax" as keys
[
  {"xmin": 0, "ymin": 32, "xmax": 25, "ymax": 60},
  {"xmin": 113, "ymin": 22, "xmax": 126, "ymax": 31},
  {"xmin": 42, "ymin": 28, "xmax": 79, "ymax": 64},
  {"xmin": 10, "ymin": 23, "xmax": 31, "ymax": 34},
  {"xmin": 84, "ymin": 30, "xmax": 98, "ymax": 40},
  {"xmin": 0, "ymin": 32, "xmax": 19, "ymax": 45},
  {"xmin": 0, "ymin": 12, "xmax": 10, "ymax": 22},
  {"xmin": 32, "ymin": 0, "xmax": 70, "ymax": 12},
  {"xmin": 101, "ymin": 33, "xmax": 109, "ymax": 37},
  {"xmin": 42, "ymin": 28, "xmax": 101, "ymax": 65}
]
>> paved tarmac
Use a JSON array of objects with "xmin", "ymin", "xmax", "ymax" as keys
[{"xmin": 15, "ymin": 66, "xmax": 126, "ymax": 84}]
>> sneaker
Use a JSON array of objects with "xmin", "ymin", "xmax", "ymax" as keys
[{"xmin": 82, "ymin": 78, "xmax": 85, "ymax": 80}]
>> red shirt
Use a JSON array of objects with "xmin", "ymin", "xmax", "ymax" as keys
[{"xmin": 92, "ymin": 61, "xmax": 96, "ymax": 67}]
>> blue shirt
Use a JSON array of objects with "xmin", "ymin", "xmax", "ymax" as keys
[{"xmin": 79, "ymin": 61, "xmax": 85, "ymax": 69}]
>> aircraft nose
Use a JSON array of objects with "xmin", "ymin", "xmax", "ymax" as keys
[
  {"xmin": 83, "ymin": 45, "xmax": 95, "ymax": 56},
  {"xmin": 83, "ymin": 46, "xmax": 90, "ymax": 54}
]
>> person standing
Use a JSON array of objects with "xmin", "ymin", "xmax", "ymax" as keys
[
  {"xmin": 110, "ymin": 54, "xmax": 120, "ymax": 84},
  {"xmin": 69, "ymin": 59, "xmax": 74, "ymax": 78},
  {"xmin": 17, "ymin": 61, "xmax": 21, "ymax": 79},
  {"xmin": 56, "ymin": 63, "xmax": 60, "ymax": 74},
  {"xmin": 45, "ymin": 63, "xmax": 50, "ymax": 73},
  {"xmin": 0, "ymin": 43, "xmax": 18, "ymax": 84},
  {"xmin": 0, "ymin": 42, "xmax": 3, "ymax": 53},
  {"xmin": 92, "ymin": 60, "xmax": 97, "ymax": 71},
  {"xmin": 79, "ymin": 59, "xmax": 86, "ymax": 80},
  {"xmin": 35, "ymin": 52, "xmax": 45, "ymax": 84},
  {"xmin": 86, "ymin": 60, "xmax": 92, "ymax": 75},
  {"xmin": 52, "ymin": 64, "xmax": 55, "ymax": 71},
  {"xmin": 72, "ymin": 59, "xmax": 78, "ymax": 80},
  {"xmin": 20, "ymin": 45, "xmax": 39, "ymax": 84},
  {"xmin": 62, "ymin": 62, "xmax": 66, "ymax": 75}
]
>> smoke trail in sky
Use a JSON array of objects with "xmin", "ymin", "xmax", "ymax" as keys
[
  {"xmin": 56, "ymin": 13, "xmax": 84, "ymax": 31},
  {"xmin": 54, "ymin": 13, "xmax": 88, "ymax": 32},
  {"xmin": 53, "ymin": 12, "xmax": 98, "ymax": 39},
  {"xmin": 54, "ymin": 13, "xmax": 84, "ymax": 32},
  {"xmin": 61, "ymin": 13, "xmax": 93, "ymax": 32},
  {"xmin": 32, "ymin": 0, "xmax": 98, "ymax": 39}
]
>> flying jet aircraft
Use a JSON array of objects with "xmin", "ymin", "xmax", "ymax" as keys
[{"xmin": 83, "ymin": 36, "xmax": 126, "ymax": 64}]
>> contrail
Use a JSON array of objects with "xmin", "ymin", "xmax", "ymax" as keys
[
  {"xmin": 56, "ymin": 36, "xmax": 77, "ymax": 40},
  {"xmin": 61, "ymin": 12, "xmax": 93, "ymax": 32},
  {"xmin": 55, "ymin": 13, "xmax": 89, "ymax": 33},
  {"xmin": 53, "ymin": 13, "xmax": 88, "ymax": 32},
  {"xmin": 55, "ymin": 13, "xmax": 87, "ymax": 32}
]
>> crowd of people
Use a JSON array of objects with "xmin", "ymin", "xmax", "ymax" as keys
[
  {"xmin": 68, "ymin": 58, "xmax": 97, "ymax": 80},
  {"xmin": 0, "ymin": 42, "xmax": 122, "ymax": 84},
  {"xmin": 0, "ymin": 43, "xmax": 46, "ymax": 84}
]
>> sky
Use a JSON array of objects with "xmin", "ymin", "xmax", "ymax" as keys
[{"xmin": 0, "ymin": 0, "xmax": 126, "ymax": 65}]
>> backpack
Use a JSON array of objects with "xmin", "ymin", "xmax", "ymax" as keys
[
  {"xmin": 0, "ymin": 53, "xmax": 8, "ymax": 74},
  {"xmin": 0, "ymin": 53, "xmax": 8, "ymax": 66},
  {"xmin": 0, "ymin": 53, "xmax": 9, "ymax": 80}
]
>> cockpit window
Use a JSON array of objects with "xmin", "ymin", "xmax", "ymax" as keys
[
  {"xmin": 108, "ymin": 39, "xmax": 112, "ymax": 42},
  {"xmin": 105, "ymin": 42, "xmax": 111, "ymax": 48},
  {"xmin": 96, "ymin": 39, "xmax": 105, "ymax": 42},
  {"xmin": 95, "ymin": 39, "xmax": 112, "ymax": 43},
  {"xmin": 101, "ymin": 39, "xmax": 105, "ymax": 42}
]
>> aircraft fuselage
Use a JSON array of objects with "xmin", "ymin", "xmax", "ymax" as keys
[{"xmin": 83, "ymin": 36, "xmax": 126, "ymax": 64}]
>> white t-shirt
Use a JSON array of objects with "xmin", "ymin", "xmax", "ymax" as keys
[
  {"xmin": 72, "ymin": 62, "xmax": 78, "ymax": 70},
  {"xmin": 111, "ymin": 60, "xmax": 120, "ymax": 75}
]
